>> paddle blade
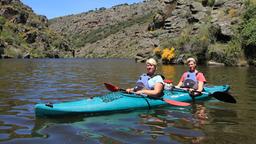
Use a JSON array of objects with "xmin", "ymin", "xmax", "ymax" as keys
[
  {"xmin": 104, "ymin": 83, "xmax": 119, "ymax": 92},
  {"xmin": 164, "ymin": 99, "xmax": 191, "ymax": 106},
  {"xmin": 212, "ymin": 92, "xmax": 237, "ymax": 103}
]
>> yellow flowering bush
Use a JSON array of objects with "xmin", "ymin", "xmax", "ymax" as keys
[{"xmin": 161, "ymin": 47, "xmax": 175, "ymax": 61}]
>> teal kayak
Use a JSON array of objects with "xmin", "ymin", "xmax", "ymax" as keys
[{"xmin": 35, "ymin": 85, "xmax": 230, "ymax": 117}]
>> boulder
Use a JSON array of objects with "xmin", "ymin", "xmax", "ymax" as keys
[
  {"xmin": 207, "ymin": 60, "xmax": 225, "ymax": 66},
  {"xmin": 188, "ymin": 12, "xmax": 207, "ymax": 23},
  {"xmin": 164, "ymin": 0, "xmax": 175, "ymax": 4},
  {"xmin": 164, "ymin": 16, "xmax": 187, "ymax": 34},
  {"xmin": 190, "ymin": 1, "xmax": 205, "ymax": 14},
  {"xmin": 24, "ymin": 31, "xmax": 37, "ymax": 43},
  {"xmin": 214, "ymin": 0, "xmax": 227, "ymax": 7},
  {"xmin": 174, "ymin": 54, "xmax": 186, "ymax": 64},
  {"xmin": 153, "ymin": 12, "xmax": 165, "ymax": 29},
  {"xmin": 172, "ymin": 5, "xmax": 191, "ymax": 18},
  {"xmin": 135, "ymin": 48, "xmax": 153, "ymax": 63},
  {"xmin": 0, "ymin": 42, "xmax": 5, "ymax": 58},
  {"xmin": 177, "ymin": 0, "xmax": 189, "ymax": 6},
  {"xmin": 0, "ymin": 0, "xmax": 12, "ymax": 5},
  {"xmin": 23, "ymin": 53, "xmax": 30, "ymax": 59},
  {"xmin": 13, "ymin": 12, "xmax": 28, "ymax": 24},
  {"xmin": 0, "ymin": 7, "xmax": 18, "ymax": 19},
  {"xmin": 39, "ymin": 15, "xmax": 48, "ymax": 26}
]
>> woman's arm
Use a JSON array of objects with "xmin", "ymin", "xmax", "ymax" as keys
[
  {"xmin": 196, "ymin": 72, "xmax": 206, "ymax": 92},
  {"xmin": 197, "ymin": 81, "xmax": 204, "ymax": 92},
  {"xmin": 176, "ymin": 81, "xmax": 183, "ymax": 88},
  {"xmin": 135, "ymin": 82, "xmax": 163, "ymax": 97},
  {"xmin": 176, "ymin": 73, "xmax": 186, "ymax": 88}
]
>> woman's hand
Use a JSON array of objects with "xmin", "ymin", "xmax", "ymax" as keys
[
  {"xmin": 126, "ymin": 88, "xmax": 133, "ymax": 93},
  {"xmin": 135, "ymin": 90, "xmax": 144, "ymax": 95},
  {"xmin": 188, "ymin": 88, "xmax": 195, "ymax": 92}
]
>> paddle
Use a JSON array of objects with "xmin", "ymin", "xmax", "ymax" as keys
[
  {"xmin": 173, "ymin": 87, "xmax": 236, "ymax": 103},
  {"xmin": 104, "ymin": 83, "xmax": 191, "ymax": 107}
]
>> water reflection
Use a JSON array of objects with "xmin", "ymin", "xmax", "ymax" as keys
[
  {"xmin": 161, "ymin": 65, "xmax": 176, "ymax": 80},
  {"xmin": 28, "ymin": 107, "xmax": 209, "ymax": 144},
  {"xmin": 0, "ymin": 59, "xmax": 255, "ymax": 144}
]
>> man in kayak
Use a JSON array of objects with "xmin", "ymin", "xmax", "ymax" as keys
[
  {"xmin": 176, "ymin": 57, "xmax": 206, "ymax": 94},
  {"xmin": 126, "ymin": 58, "xmax": 164, "ymax": 97}
]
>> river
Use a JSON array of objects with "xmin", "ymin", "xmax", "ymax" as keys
[{"xmin": 0, "ymin": 59, "xmax": 255, "ymax": 144}]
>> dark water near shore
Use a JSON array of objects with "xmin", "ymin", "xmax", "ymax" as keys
[{"xmin": 0, "ymin": 59, "xmax": 255, "ymax": 144}]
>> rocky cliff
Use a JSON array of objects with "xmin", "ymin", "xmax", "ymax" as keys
[
  {"xmin": 49, "ymin": 0, "xmax": 255, "ymax": 66},
  {"xmin": 49, "ymin": 0, "xmax": 164, "ymax": 58},
  {"xmin": 0, "ymin": 0, "xmax": 73, "ymax": 58}
]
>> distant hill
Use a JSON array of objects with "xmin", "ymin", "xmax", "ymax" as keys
[
  {"xmin": 0, "ymin": 0, "xmax": 73, "ymax": 58},
  {"xmin": 49, "ymin": 0, "xmax": 256, "ymax": 66}
]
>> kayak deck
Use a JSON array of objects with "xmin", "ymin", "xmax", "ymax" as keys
[{"xmin": 35, "ymin": 85, "xmax": 230, "ymax": 117}]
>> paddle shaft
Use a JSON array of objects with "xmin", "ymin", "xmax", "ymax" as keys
[
  {"xmin": 104, "ymin": 83, "xmax": 191, "ymax": 106},
  {"xmin": 173, "ymin": 87, "xmax": 236, "ymax": 103},
  {"xmin": 118, "ymin": 88, "xmax": 165, "ymax": 100}
]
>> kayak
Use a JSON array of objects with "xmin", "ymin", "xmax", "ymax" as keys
[{"xmin": 35, "ymin": 85, "xmax": 230, "ymax": 117}]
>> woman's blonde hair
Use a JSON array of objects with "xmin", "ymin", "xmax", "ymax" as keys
[
  {"xmin": 146, "ymin": 58, "xmax": 157, "ymax": 66},
  {"xmin": 186, "ymin": 57, "xmax": 196, "ymax": 64}
]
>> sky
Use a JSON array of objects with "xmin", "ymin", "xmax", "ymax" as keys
[{"xmin": 21, "ymin": 0, "xmax": 144, "ymax": 19}]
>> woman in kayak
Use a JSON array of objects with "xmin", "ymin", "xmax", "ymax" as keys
[
  {"xmin": 126, "ymin": 58, "xmax": 164, "ymax": 97},
  {"xmin": 176, "ymin": 57, "xmax": 206, "ymax": 93}
]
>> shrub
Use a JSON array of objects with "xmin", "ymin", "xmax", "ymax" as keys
[
  {"xmin": 0, "ymin": 16, "xmax": 6, "ymax": 26},
  {"xmin": 243, "ymin": 2, "xmax": 256, "ymax": 21},
  {"xmin": 207, "ymin": 41, "xmax": 242, "ymax": 66},
  {"xmin": 207, "ymin": 43, "xmax": 226, "ymax": 62},
  {"xmin": 241, "ymin": 18, "xmax": 256, "ymax": 46},
  {"xmin": 240, "ymin": 1, "xmax": 256, "ymax": 60},
  {"xmin": 161, "ymin": 47, "xmax": 175, "ymax": 64},
  {"xmin": 4, "ymin": 47, "xmax": 23, "ymax": 58},
  {"xmin": 202, "ymin": 0, "xmax": 215, "ymax": 7},
  {"xmin": 224, "ymin": 41, "xmax": 242, "ymax": 65}
]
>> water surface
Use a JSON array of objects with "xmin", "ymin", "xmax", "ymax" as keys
[{"xmin": 0, "ymin": 59, "xmax": 255, "ymax": 144}]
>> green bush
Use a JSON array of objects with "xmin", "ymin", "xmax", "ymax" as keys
[
  {"xmin": 243, "ymin": 1, "xmax": 256, "ymax": 21},
  {"xmin": 207, "ymin": 43, "xmax": 226, "ymax": 62},
  {"xmin": 0, "ymin": 31, "xmax": 14, "ymax": 44},
  {"xmin": 0, "ymin": 16, "xmax": 6, "ymax": 25},
  {"xmin": 30, "ymin": 48, "xmax": 45, "ymax": 58},
  {"xmin": 4, "ymin": 47, "xmax": 23, "ymax": 58},
  {"xmin": 207, "ymin": 41, "xmax": 242, "ymax": 66},
  {"xmin": 224, "ymin": 41, "xmax": 242, "ymax": 65},
  {"xmin": 241, "ymin": 18, "xmax": 256, "ymax": 46},
  {"xmin": 241, "ymin": 1, "xmax": 256, "ymax": 48},
  {"xmin": 202, "ymin": 0, "xmax": 215, "ymax": 7}
]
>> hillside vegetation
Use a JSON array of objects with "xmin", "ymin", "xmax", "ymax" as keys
[{"xmin": 0, "ymin": 0, "xmax": 73, "ymax": 58}]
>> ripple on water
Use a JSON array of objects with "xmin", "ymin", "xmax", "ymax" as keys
[
  {"xmin": 0, "ymin": 126, "xmax": 12, "ymax": 130},
  {"xmin": 0, "ymin": 115, "xmax": 34, "ymax": 133},
  {"xmin": 0, "ymin": 133, "xmax": 10, "ymax": 141}
]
